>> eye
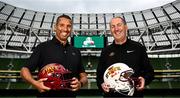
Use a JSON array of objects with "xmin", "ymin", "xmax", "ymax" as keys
[
  {"xmin": 67, "ymin": 25, "xmax": 72, "ymax": 28},
  {"xmin": 117, "ymin": 23, "xmax": 123, "ymax": 27},
  {"xmin": 111, "ymin": 25, "xmax": 115, "ymax": 28}
]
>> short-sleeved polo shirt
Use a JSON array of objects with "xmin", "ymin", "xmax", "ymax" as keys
[{"xmin": 25, "ymin": 37, "xmax": 85, "ymax": 78}]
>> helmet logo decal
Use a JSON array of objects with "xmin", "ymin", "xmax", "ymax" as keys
[
  {"xmin": 109, "ymin": 52, "xmax": 115, "ymax": 57},
  {"xmin": 42, "ymin": 65, "xmax": 59, "ymax": 74},
  {"xmin": 106, "ymin": 66, "xmax": 120, "ymax": 78}
]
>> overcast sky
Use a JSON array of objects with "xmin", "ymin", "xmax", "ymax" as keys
[{"xmin": 0, "ymin": 0, "xmax": 176, "ymax": 13}]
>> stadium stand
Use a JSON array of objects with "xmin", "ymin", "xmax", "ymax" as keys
[{"xmin": 0, "ymin": 0, "xmax": 180, "ymax": 97}]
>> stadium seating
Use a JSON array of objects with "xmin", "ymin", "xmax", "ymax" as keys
[{"xmin": 0, "ymin": 0, "xmax": 180, "ymax": 97}]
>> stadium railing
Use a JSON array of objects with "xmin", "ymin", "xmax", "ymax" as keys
[{"xmin": 0, "ymin": 69, "xmax": 180, "ymax": 97}]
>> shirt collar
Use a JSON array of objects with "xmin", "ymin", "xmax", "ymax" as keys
[
  {"xmin": 112, "ymin": 39, "xmax": 129, "ymax": 47},
  {"xmin": 52, "ymin": 37, "xmax": 70, "ymax": 47}
]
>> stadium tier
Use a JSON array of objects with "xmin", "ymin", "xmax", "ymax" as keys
[
  {"xmin": 0, "ymin": 0, "xmax": 180, "ymax": 56},
  {"xmin": 0, "ymin": 0, "xmax": 180, "ymax": 97}
]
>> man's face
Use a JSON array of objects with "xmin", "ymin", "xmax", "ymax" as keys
[
  {"xmin": 110, "ymin": 18, "xmax": 127, "ymax": 43},
  {"xmin": 55, "ymin": 17, "xmax": 72, "ymax": 42}
]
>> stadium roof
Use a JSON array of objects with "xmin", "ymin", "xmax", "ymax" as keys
[
  {"xmin": 0, "ymin": 0, "xmax": 180, "ymax": 58},
  {"xmin": 0, "ymin": 0, "xmax": 176, "ymax": 13}
]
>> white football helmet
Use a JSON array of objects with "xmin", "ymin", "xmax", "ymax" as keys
[{"xmin": 103, "ymin": 63, "xmax": 135, "ymax": 96}]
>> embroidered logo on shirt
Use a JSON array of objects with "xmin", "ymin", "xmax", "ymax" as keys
[
  {"xmin": 109, "ymin": 52, "xmax": 115, "ymax": 57},
  {"xmin": 126, "ymin": 50, "xmax": 134, "ymax": 53},
  {"xmin": 72, "ymin": 52, "xmax": 76, "ymax": 56}
]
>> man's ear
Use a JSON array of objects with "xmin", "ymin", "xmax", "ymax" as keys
[
  {"xmin": 125, "ymin": 24, "xmax": 128, "ymax": 28},
  {"xmin": 125, "ymin": 25, "xmax": 128, "ymax": 31},
  {"xmin": 53, "ymin": 24, "xmax": 56, "ymax": 32}
]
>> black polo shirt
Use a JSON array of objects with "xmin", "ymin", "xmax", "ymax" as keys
[
  {"xmin": 96, "ymin": 39, "xmax": 154, "ymax": 97},
  {"xmin": 25, "ymin": 37, "xmax": 85, "ymax": 78}
]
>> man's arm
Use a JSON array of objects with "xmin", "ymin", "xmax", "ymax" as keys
[
  {"xmin": 140, "ymin": 46, "xmax": 154, "ymax": 85},
  {"xmin": 70, "ymin": 72, "xmax": 87, "ymax": 91},
  {"xmin": 79, "ymin": 72, "xmax": 88, "ymax": 87},
  {"xmin": 20, "ymin": 67, "xmax": 50, "ymax": 92}
]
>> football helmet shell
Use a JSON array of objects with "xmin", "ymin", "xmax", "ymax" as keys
[
  {"xmin": 103, "ymin": 63, "xmax": 135, "ymax": 96},
  {"xmin": 38, "ymin": 63, "xmax": 72, "ymax": 90}
]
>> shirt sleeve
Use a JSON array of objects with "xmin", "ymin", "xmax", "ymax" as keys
[
  {"xmin": 24, "ymin": 45, "xmax": 42, "ymax": 72},
  {"xmin": 140, "ymin": 46, "xmax": 154, "ymax": 85}
]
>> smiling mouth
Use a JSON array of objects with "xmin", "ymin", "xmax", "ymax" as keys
[
  {"xmin": 62, "ymin": 32, "xmax": 68, "ymax": 36},
  {"xmin": 115, "ymin": 31, "xmax": 122, "ymax": 35}
]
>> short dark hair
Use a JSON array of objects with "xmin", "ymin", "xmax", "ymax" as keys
[{"xmin": 56, "ymin": 14, "xmax": 72, "ymax": 25}]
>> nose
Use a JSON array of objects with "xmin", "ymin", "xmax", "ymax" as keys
[
  {"xmin": 62, "ymin": 26, "xmax": 68, "ymax": 31},
  {"xmin": 114, "ymin": 26, "xmax": 119, "ymax": 31}
]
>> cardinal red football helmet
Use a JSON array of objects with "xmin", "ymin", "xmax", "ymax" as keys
[{"xmin": 38, "ymin": 63, "xmax": 73, "ymax": 90}]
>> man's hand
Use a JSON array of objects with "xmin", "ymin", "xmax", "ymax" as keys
[
  {"xmin": 136, "ymin": 76, "xmax": 145, "ymax": 91},
  {"xmin": 70, "ymin": 77, "xmax": 81, "ymax": 91},
  {"xmin": 101, "ymin": 82, "xmax": 110, "ymax": 93},
  {"xmin": 34, "ymin": 78, "xmax": 51, "ymax": 93}
]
